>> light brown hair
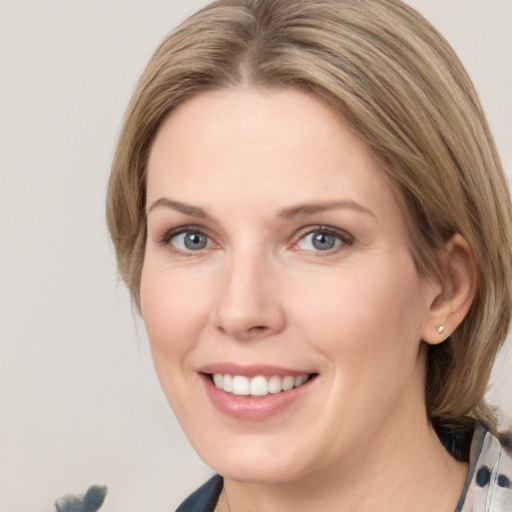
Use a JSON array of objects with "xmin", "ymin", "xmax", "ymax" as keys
[{"xmin": 107, "ymin": 0, "xmax": 512, "ymax": 431}]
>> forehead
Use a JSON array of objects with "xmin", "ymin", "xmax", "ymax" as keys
[{"xmin": 146, "ymin": 87, "xmax": 400, "ymax": 223}]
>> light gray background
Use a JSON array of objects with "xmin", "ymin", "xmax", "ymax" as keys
[{"xmin": 0, "ymin": 1, "xmax": 511, "ymax": 511}]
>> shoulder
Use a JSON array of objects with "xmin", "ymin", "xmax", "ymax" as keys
[
  {"xmin": 175, "ymin": 475, "xmax": 224, "ymax": 512},
  {"xmin": 456, "ymin": 424, "xmax": 512, "ymax": 512}
]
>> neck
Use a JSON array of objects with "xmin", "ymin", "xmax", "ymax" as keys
[{"xmin": 218, "ymin": 413, "xmax": 467, "ymax": 512}]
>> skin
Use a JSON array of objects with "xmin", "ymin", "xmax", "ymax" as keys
[{"xmin": 141, "ymin": 87, "xmax": 471, "ymax": 512}]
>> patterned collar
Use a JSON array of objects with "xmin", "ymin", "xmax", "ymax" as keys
[{"xmin": 456, "ymin": 424, "xmax": 512, "ymax": 511}]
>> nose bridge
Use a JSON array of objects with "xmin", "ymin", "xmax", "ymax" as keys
[{"xmin": 213, "ymin": 242, "xmax": 285, "ymax": 340}]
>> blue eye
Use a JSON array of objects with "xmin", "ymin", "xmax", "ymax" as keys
[
  {"xmin": 297, "ymin": 229, "xmax": 350, "ymax": 252},
  {"xmin": 170, "ymin": 231, "xmax": 212, "ymax": 251},
  {"xmin": 313, "ymin": 232, "xmax": 337, "ymax": 250}
]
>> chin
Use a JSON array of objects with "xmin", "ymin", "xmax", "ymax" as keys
[
  {"xmin": 196, "ymin": 438, "xmax": 309, "ymax": 484},
  {"xmin": 214, "ymin": 460, "xmax": 305, "ymax": 485}
]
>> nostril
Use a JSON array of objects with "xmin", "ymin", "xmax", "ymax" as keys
[{"xmin": 246, "ymin": 325, "xmax": 270, "ymax": 335}]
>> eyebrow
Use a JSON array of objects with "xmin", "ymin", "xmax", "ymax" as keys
[
  {"xmin": 147, "ymin": 197, "xmax": 375, "ymax": 220},
  {"xmin": 278, "ymin": 200, "xmax": 376, "ymax": 219},
  {"xmin": 147, "ymin": 198, "xmax": 209, "ymax": 218}
]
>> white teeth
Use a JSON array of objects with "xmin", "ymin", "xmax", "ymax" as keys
[
  {"xmin": 232, "ymin": 375, "xmax": 250, "ymax": 396},
  {"xmin": 250, "ymin": 376, "xmax": 269, "ymax": 396},
  {"xmin": 223, "ymin": 374, "xmax": 233, "ymax": 392},
  {"xmin": 281, "ymin": 375, "xmax": 295, "ymax": 391},
  {"xmin": 268, "ymin": 375, "xmax": 282, "ymax": 394},
  {"xmin": 213, "ymin": 373, "xmax": 223, "ymax": 389},
  {"xmin": 211, "ymin": 373, "xmax": 310, "ymax": 396},
  {"xmin": 295, "ymin": 375, "xmax": 308, "ymax": 387}
]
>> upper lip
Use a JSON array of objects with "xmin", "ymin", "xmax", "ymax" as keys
[{"xmin": 199, "ymin": 363, "xmax": 314, "ymax": 378}]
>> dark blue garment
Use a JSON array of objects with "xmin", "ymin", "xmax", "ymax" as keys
[{"xmin": 175, "ymin": 475, "xmax": 223, "ymax": 512}]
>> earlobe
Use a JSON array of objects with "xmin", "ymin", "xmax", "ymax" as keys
[{"xmin": 422, "ymin": 234, "xmax": 477, "ymax": 345}]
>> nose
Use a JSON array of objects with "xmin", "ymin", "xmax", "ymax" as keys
[{"xmin": 212, "ymin": 251, "xmax": 286, "ymax": 341}]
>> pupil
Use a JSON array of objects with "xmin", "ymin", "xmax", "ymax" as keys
[
  {"xmin": 184, "ymin": 232, "xmax": 207, "ymax": 250},
  {"xmin": 312, "ymin": 232, "xmax": 335, "ymax": 250}
]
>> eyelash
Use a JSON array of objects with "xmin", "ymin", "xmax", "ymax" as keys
[
  {"xmin": 156, "ymin": 225, "xmax": 215, "ymax": 258},
  {"xmin": 293, "ymin": 225, "xmax": 355, "ymax": 254},
  {"xmin": 156, "ymin": 224, "xmax": 354, "ymax": 257}
]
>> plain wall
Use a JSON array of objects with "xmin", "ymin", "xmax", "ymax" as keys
[{"xmin": 0, "ymin": 1, "xmax": 510, "ymax": 511}]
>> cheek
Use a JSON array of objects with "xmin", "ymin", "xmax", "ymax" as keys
[
  {"xmin": 291, "ymin": 257, "xmax": 427, "ymax": 370},
  {"xmin": 140, "ymin": 265, "xmax": 212, "ymax": 365},
  {"xmin": 139, "ymin": 264, "xmax": 219, "ymax": 423},
  {"xmin": 296, "ymin": 260, "xmax": 429, "ymax": 440}
]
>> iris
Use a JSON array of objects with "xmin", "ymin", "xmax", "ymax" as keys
[
  {"xmin": 311, "ymin": 232, "xmax": 337, "ymax": 251},
  {"xmin": 183, "ymin": 232, "xmax": 209, "ymax": 250}
]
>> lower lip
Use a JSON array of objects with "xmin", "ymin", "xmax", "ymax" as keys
[{"xmin": 201, "ymin": 374, "xmax": 316, "ymax": 421}]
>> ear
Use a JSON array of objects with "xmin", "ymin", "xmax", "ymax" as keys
[{"xmin": 422, "ymin": 234, "xmax": 477, "ymax": 345}]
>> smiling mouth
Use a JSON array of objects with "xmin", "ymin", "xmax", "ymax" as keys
[{"xmin": 208, "ymin": 373, "xmax": 317, "ymax": 397}]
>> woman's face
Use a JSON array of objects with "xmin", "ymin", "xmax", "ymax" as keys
[{"xmin": 142, "ymin": 88, "xmax": 437, "ymax": 484}]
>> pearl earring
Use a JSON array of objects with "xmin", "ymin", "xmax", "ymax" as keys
[{"xmin": 437, "ymin": 325, "xmax": 445, "ymax": 335}]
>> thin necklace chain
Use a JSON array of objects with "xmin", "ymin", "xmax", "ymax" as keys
[{"xmin": 224, "ymin": 486, "xmax": 232, "ymax": 512}]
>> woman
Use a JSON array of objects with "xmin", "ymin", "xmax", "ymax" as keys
[{"xmin": 106, "ymin": 0, "xmax": 512, "ymax": 510}]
